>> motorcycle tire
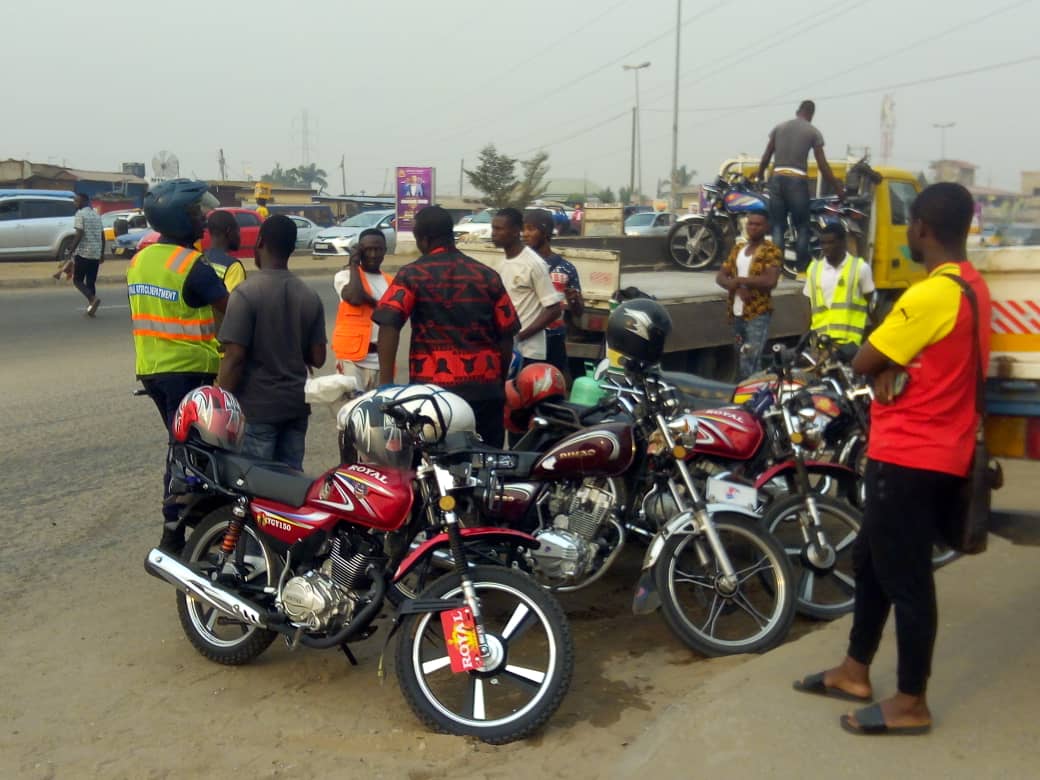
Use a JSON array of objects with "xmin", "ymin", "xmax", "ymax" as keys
[
  {"xmin": 395, "ymin": 565, "xmax": 574, "ymax": 745},
  {"xmin": 667, "ymin": 217, "xmax": 724, "ymax": 270},
  {"xmin": 175, "ymin": 509, "xmax": 280, "ymax": 665},
  {"xmin": 654, "ymin": 513, "xmax": 796, "ymax": 656},
  {"xmin": 761, "ymin": 494, "xmax": 861, "ymax": 620}
]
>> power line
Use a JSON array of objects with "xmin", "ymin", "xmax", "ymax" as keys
[{"xmin": 517, "ymin": 110, "xmax": 631, "ymax": 156}]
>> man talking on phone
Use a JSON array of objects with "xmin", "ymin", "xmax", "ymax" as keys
[{"xmin": 331, "ymin": 228, "xmax": 393, "ymax": 392}]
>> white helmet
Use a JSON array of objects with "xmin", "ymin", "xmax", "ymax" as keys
[{"xmin": 337, "ymin": 384, "xmax": 476, "ymax": 466}]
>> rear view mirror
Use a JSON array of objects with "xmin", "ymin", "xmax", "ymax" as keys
[{"xmin": 592, "ymin": 358, "xmax": 611, "ymax": 381}]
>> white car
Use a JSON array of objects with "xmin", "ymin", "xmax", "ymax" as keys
[
  {"xmin": 624, "ymin": 211, "xmax": 676, "ymax": 237},
  {"xmin": 453, "ymin": 208, "xmax": 496, "ymax": 241},
  {"xmin": 285, "ymin": 215, "xmax": 323, "ymax": 250},
  {"xmin": 311, "ymin": 209, "xmax": 397, "ymax": 256}
]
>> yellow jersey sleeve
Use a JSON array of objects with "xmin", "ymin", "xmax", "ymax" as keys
[
  {"xmin": 222, "ymin": 260, "xmax": 246, "ymax": 293},
  {"xmin": 868, "ymin": 268, "xmax": 962, "ymax": 366}
]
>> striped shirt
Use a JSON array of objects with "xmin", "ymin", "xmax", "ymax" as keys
[{"xmin": 74, "ymin": 206, "xmax": 104, "ymax": 260}]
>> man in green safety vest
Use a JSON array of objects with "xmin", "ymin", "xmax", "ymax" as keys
[
  {"xmin": 804, "ymin": 221, "xmax": 875, "ymax": 345},
  {"xmin": 128, "ymin": 179, "xmax": 230, "ymax": 552}
]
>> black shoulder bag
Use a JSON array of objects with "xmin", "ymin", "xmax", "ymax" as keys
[{"xmin": 943, "ymin": 274, "xmax": 1003, "ymax": 555}]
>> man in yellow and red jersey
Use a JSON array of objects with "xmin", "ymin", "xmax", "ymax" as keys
[
  {"xmin": 795, "ymin": 183, "xmax": 991, "ymax": 737},
  {"xmin": 128, "ymin": 179, "xmax": 229, "ymax": 552}
]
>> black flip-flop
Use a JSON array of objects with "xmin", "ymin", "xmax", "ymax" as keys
[
  {"xmin": 840, "ymin": 703, "xmax": 932, "ymax": 736},
  {"xmin": 792, "ymin": 672, "xmax": 871, "ymax": 703}
]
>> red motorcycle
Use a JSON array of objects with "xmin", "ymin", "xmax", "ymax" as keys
[{"xmin": 146, "ymin": 387, "xmax": 574, "ymax": 744}]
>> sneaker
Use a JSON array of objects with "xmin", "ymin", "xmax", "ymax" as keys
[{"xmin": 86, "ymin": 297, "xmax": 100, "ymax": 317}]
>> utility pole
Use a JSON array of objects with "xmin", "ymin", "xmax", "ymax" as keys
[
  {"xmin": 629, "ymin": 108, "xmax": 637, "ymax": 201},
  {"xmin": 669, "ymin": 0, "xmax": 681, "ymax": 211},
  {"xmin": 623, "ymin": 61, "xmax": 651, "ymax": 203},
  {"xmin": 339, "ymin": 154, "xmax": 346, "ymax": 195},
  {"xmin": 932, "ymin": 121, "xmax": 955, "ymax": 161},
  {"xmin": 217, "ymin": 148, "xmax": 227, "ymax": 180},
  {"xmin": 459, "ymin": 158, "xmax": 464, "ymax": 197}
]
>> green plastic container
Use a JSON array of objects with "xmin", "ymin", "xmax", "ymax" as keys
[{"xmin": 569, "ymin": 375, "xmax": 605, "ymax": 406}]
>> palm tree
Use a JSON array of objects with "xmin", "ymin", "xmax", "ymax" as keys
[{"xmin": 289, "ymin": 163, "xmax": 328, "ymax": 191}]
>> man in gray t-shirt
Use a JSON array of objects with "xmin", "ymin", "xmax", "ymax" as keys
[
  {"xmin": 218, "ymin": 215, "xmax": 327, "ymax": 470},
  {"xmin": 757, "ymin": 100, "xmax": 844, "ymax": 272}
]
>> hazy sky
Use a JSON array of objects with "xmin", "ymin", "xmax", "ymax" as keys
[{"xmin": 4, "ymin": 0, "xmax": 1038, "ymax": 195}]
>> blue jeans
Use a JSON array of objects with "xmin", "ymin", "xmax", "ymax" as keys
[
  {"xmin": 241, "ymin": 416, "xmax": 309, "ymax": 471},
  {"xmin": 768, "ymin": 175, "xmax": 811, "ymax": 271},
  {"xmin": 733, "ymin": 313, "xmax": 771, "ymax": 380}
]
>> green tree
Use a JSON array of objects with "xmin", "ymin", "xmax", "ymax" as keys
[
  {"xmin": 592, "ymin": 187, "xmax": 616, "ymax": 203},
  {"xmin": 262, "ymin": 163, "xmax": 298, "ymax": 186},
  {"xmin": 619, "ymin": 185, "xmax": 634, "ymax": 205},
  {"xmin": 675, "ymin": 164, "xmax": 696, "ymax": 187},
  {"xmin": 509, "ymin": 151, "xmax": 550, "ymax": 209},
  {"xmin": 465, "ymin": 145, "xmax": 518, "ymax": 209},
  {"xmin": 289, "ymin": 163, "xmax": 328, "ymax": 191}
]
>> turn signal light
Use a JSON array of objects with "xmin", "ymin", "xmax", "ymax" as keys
[{"xmin": 438, "ymin": 496, "xmax": 456, "ymax": 511}]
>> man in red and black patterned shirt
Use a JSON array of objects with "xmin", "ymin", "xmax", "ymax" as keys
[{"xmin": 373, "ymin": 206, "xmax": 520, "ymax": 447}]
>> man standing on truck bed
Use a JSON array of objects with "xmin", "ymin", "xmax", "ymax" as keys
[
  {"xmin": 715, "ymin": 210, "xmax": 781, "ymax": 379},
  {"xmin": 757, "ymin": 100, "xmax": 845, "ymax": 273},
  {"xmin": 793, "ymin": 182, "xmax": 991, "ymax": 737}
]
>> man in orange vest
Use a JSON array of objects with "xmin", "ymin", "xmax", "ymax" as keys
[{"xmin": 332, "ymin": 228, "xmax": 393, "ymax": 391}]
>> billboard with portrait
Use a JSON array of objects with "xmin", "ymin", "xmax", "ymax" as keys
[{"xmin": 395, "ymin": 166, "xmax": 435, "ymax": 232}]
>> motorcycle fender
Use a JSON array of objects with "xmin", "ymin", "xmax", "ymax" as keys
[
  {"xmin": 753, "ymin": 460, "xmax": 858, "ymax": 490},
  {"xmin": 393, "ymin": 528, "xmax": 538, "ymax": 583},
  {"xmin": 640, "ymin": 503, "xmax": 761, "ymax": 571}
]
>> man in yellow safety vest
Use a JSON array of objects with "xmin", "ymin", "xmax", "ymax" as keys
[
  {"xmin": 128, "ymin": 179, "xmax": 229, "ymax": 552},
  {"xmin": 804, "ymin": 221, "xmax": 875, "ymax": 345}
]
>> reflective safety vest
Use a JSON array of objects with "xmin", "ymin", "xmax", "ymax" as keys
[
  {"xmin": 127, "ymin": 243, "xmax": 221, "ymax": 377},
  {"xmin": 808, "ymin": 255, "xmax": 870, "ymax": 345},
  {"xmin": 332, "ymin": 270, "xmax": 392, "ymax": 361}
]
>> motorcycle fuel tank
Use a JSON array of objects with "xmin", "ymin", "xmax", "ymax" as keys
[
  {"xmin": 691, "ymin": 406, "xmax": 764, "ymax": 461},
  {"xmin": 531, "ymin": 422, "xmax": 635, "ymax": 479}
]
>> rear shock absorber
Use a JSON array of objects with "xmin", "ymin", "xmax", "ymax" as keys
[{"xmin": 220, "ymin": 498, "xmax": 249, "ymax": 555}]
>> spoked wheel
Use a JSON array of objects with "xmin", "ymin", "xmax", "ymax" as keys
[
  {"xmin": 667, "ymin": 218, "xmax": 724, "ymax": 270},
  {"xmin": 762, "ymin": 494, "xmax": 861, "ymax": 620},
  {"xmin": 654, "ymin": 513, "xmax": 796, "ymax": 656},
  {"xmin": 175, "ymin": 509, "xmax": 279, "ymax": 665},
  {"xmin": 395, "ymin": 565, "xmax": 574, "ymax": 744}
]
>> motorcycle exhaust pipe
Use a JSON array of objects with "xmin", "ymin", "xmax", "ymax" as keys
[{"xmin": 144, "ymin": 548, "xmax": 269, "ymax": 629}]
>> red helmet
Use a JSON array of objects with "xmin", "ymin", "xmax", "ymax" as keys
[
  {"xmin": 172, "ymin": 386, "xmax": 246, "ymax": 451},
  {"xmin": 503, "ymin": 363, "xmax": 566, "ymax": 434}
]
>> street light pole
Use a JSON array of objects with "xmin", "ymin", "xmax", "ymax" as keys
[
  {"xmin": 624, "ymin": 61, "xmax": 651, "ymax": 203},
  {"xmin": 933, "ymin": 121, "xmax": 955, "ymax": 161},
  {"xmin": 670, "ymin": 0, "xmax": 681, "ymax": 211}
]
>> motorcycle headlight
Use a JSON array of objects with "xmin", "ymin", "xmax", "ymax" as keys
[
  {"xmin": 796, "ymin": 407, "xmax": 826, "ymax": 449},
  {"xmin": 666, "ymin": 413, "xmax": 700, "ymax": 449}
]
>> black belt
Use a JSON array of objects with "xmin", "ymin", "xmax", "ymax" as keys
[{"xmin": 367, "ymin": 343, "xmax": 378, "ymax": 354}]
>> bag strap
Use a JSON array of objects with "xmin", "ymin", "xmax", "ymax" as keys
[{"xmin": 943, "ymin": 271, "xmax": 985, "ymax": 419}]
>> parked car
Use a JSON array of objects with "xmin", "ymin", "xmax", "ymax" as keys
[
  {"xmin": 102, "ymin": 209, "xmax": 146, "ymax": 243},
  {"xmin": 135, "ymin": 208, "xmax": 263, "ymax": 259},
  {"xmin": 453, "ymin": 208, "xmax": 496, "ymax": 241},
  {"xmin": 0, "ymin": 189, "xmax": 78, "ymax": 260},
  {"xmin": 624, "ymin": 211, "xmax": 675, "ymax": 236},
  {"xmin": 312, "ymin": 209, "xmax": 397, "ymax": 256},
  {"xmin": 111, "ymin": 226, "xmax": 152, "ymax": 258},
  {"xmin": 286, "ymin": 215, "xmax": 322, "ymax": 250}
]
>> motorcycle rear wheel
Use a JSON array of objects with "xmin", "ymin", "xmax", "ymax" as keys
[
  {"xmin": 667, "ymin": 217, "xmax": 724, "ymax": 270},
  {"xmin": 175, "ymin": 509, "xmax": 279, "ymax": 665},
  {"xmin": 654, "ymin": 514, "xmax": 795, "ymax": 656},
  {"xmin": 395, "ymin": 565, "xmax": 574, "ymax": 744},
  {"xmin": 762, "ymin": 494, "xmax": 861, "ymax": 620}
]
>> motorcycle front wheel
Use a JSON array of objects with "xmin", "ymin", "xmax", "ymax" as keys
[
  {"xmin": 654, "ymin": 514, "xmax": 796, "ymax": 656},
  {"xmin": 175, "ymin": 509, "xmax": 280, "ymax": 665},
  {"xmin": 395, "ymin": 565, "xmax": 574, "ymax": 744},
  {"xmin": 667, "ymin": 217, "xmax": 724, "ymax": 270},
  {"xmin": 762, "ymin": 494, "xmax": 861, "ymax": 620}
]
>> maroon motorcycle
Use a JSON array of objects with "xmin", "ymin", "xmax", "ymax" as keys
[{"xmin": 146, "ymin": 386, "xmax": 574, "ymax": 744}]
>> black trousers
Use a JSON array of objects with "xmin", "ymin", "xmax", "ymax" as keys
[
  {"xmin": 468, "ymin": 397, "xmax": 505, "ymax": 449},
  {"xmin": 73, "ymin": 256, "xmax": 100, "ymax": 301},
  {"xmin": 141, "ymin": 373, "xmax": 216, "ymax": 522},
  {"xmin": 847, "ymin": 459, "xmax": 965, "ymax": 696}
]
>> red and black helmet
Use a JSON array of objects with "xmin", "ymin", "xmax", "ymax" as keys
[
  {"xmin": 503, "ymin": 363, "xmax": 567, "ymax": 433},
  {"xmin": 171, "ymin": 386, "xmax": 246, "ymax": 451}
]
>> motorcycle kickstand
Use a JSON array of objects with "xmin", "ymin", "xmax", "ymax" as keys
[{"xmin": 339, "ymin": 643, "xmax": 359, "ymax": 666}]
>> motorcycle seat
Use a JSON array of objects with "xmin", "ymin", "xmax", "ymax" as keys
[
  {"xmin": 659, "ymin": 370, "xmax": 737, "ymax": 402},
  {"xmin": 213, "ymin": 452, "xmax": 314, "ymax": 508}
]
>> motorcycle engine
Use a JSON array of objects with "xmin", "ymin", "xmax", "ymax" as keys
[
  {"xmin": 528, "ymin": 481, "xmax": 616, "ymax": 587},
  {"xmin": 641, "ymin": 483, "xmax": 684, "ymax": 528},
  {"xmin": 279, "ymin": 535, "xmax": 378, "ymax": 631}
]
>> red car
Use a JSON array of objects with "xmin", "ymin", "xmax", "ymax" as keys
[{"xmin": 134, "ymin": 207, "xmax": 262, "ymax": 259}]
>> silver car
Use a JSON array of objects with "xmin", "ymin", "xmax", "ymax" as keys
[
  {"xmin": 311, "ymin": 209, "xmax": 397, "ymax": 256},
  {"xmin": 624, "ymin": 211, "xmax": 676, "ymax": 237},
  {"xmin": 0, "ymin": 190, "xmax": 78, "ymax": 260},
  {"xmin": 286, "ymin": 215, "xmax": 322, "ymax": 250}
]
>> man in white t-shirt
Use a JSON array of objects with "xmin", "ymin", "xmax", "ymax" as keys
[
  {"xmin": 804, "ymin": 221, "xmax": 875, "ymax": 345},
  {"xmin": 492, "ymin": 208, "xmax": 561, "ymax": 367},
  {"xmin": 331, "ymin": 229, "xmax": 393, "ymax": 391}
]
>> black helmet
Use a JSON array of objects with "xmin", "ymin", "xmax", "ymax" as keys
[
  {"xmin": 606, "ymin": 299, "xmax": 672, "ymax": 364},
  {"xmin": 143, "ymin": 179, "xmax": 219, "ymax": 244}
]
